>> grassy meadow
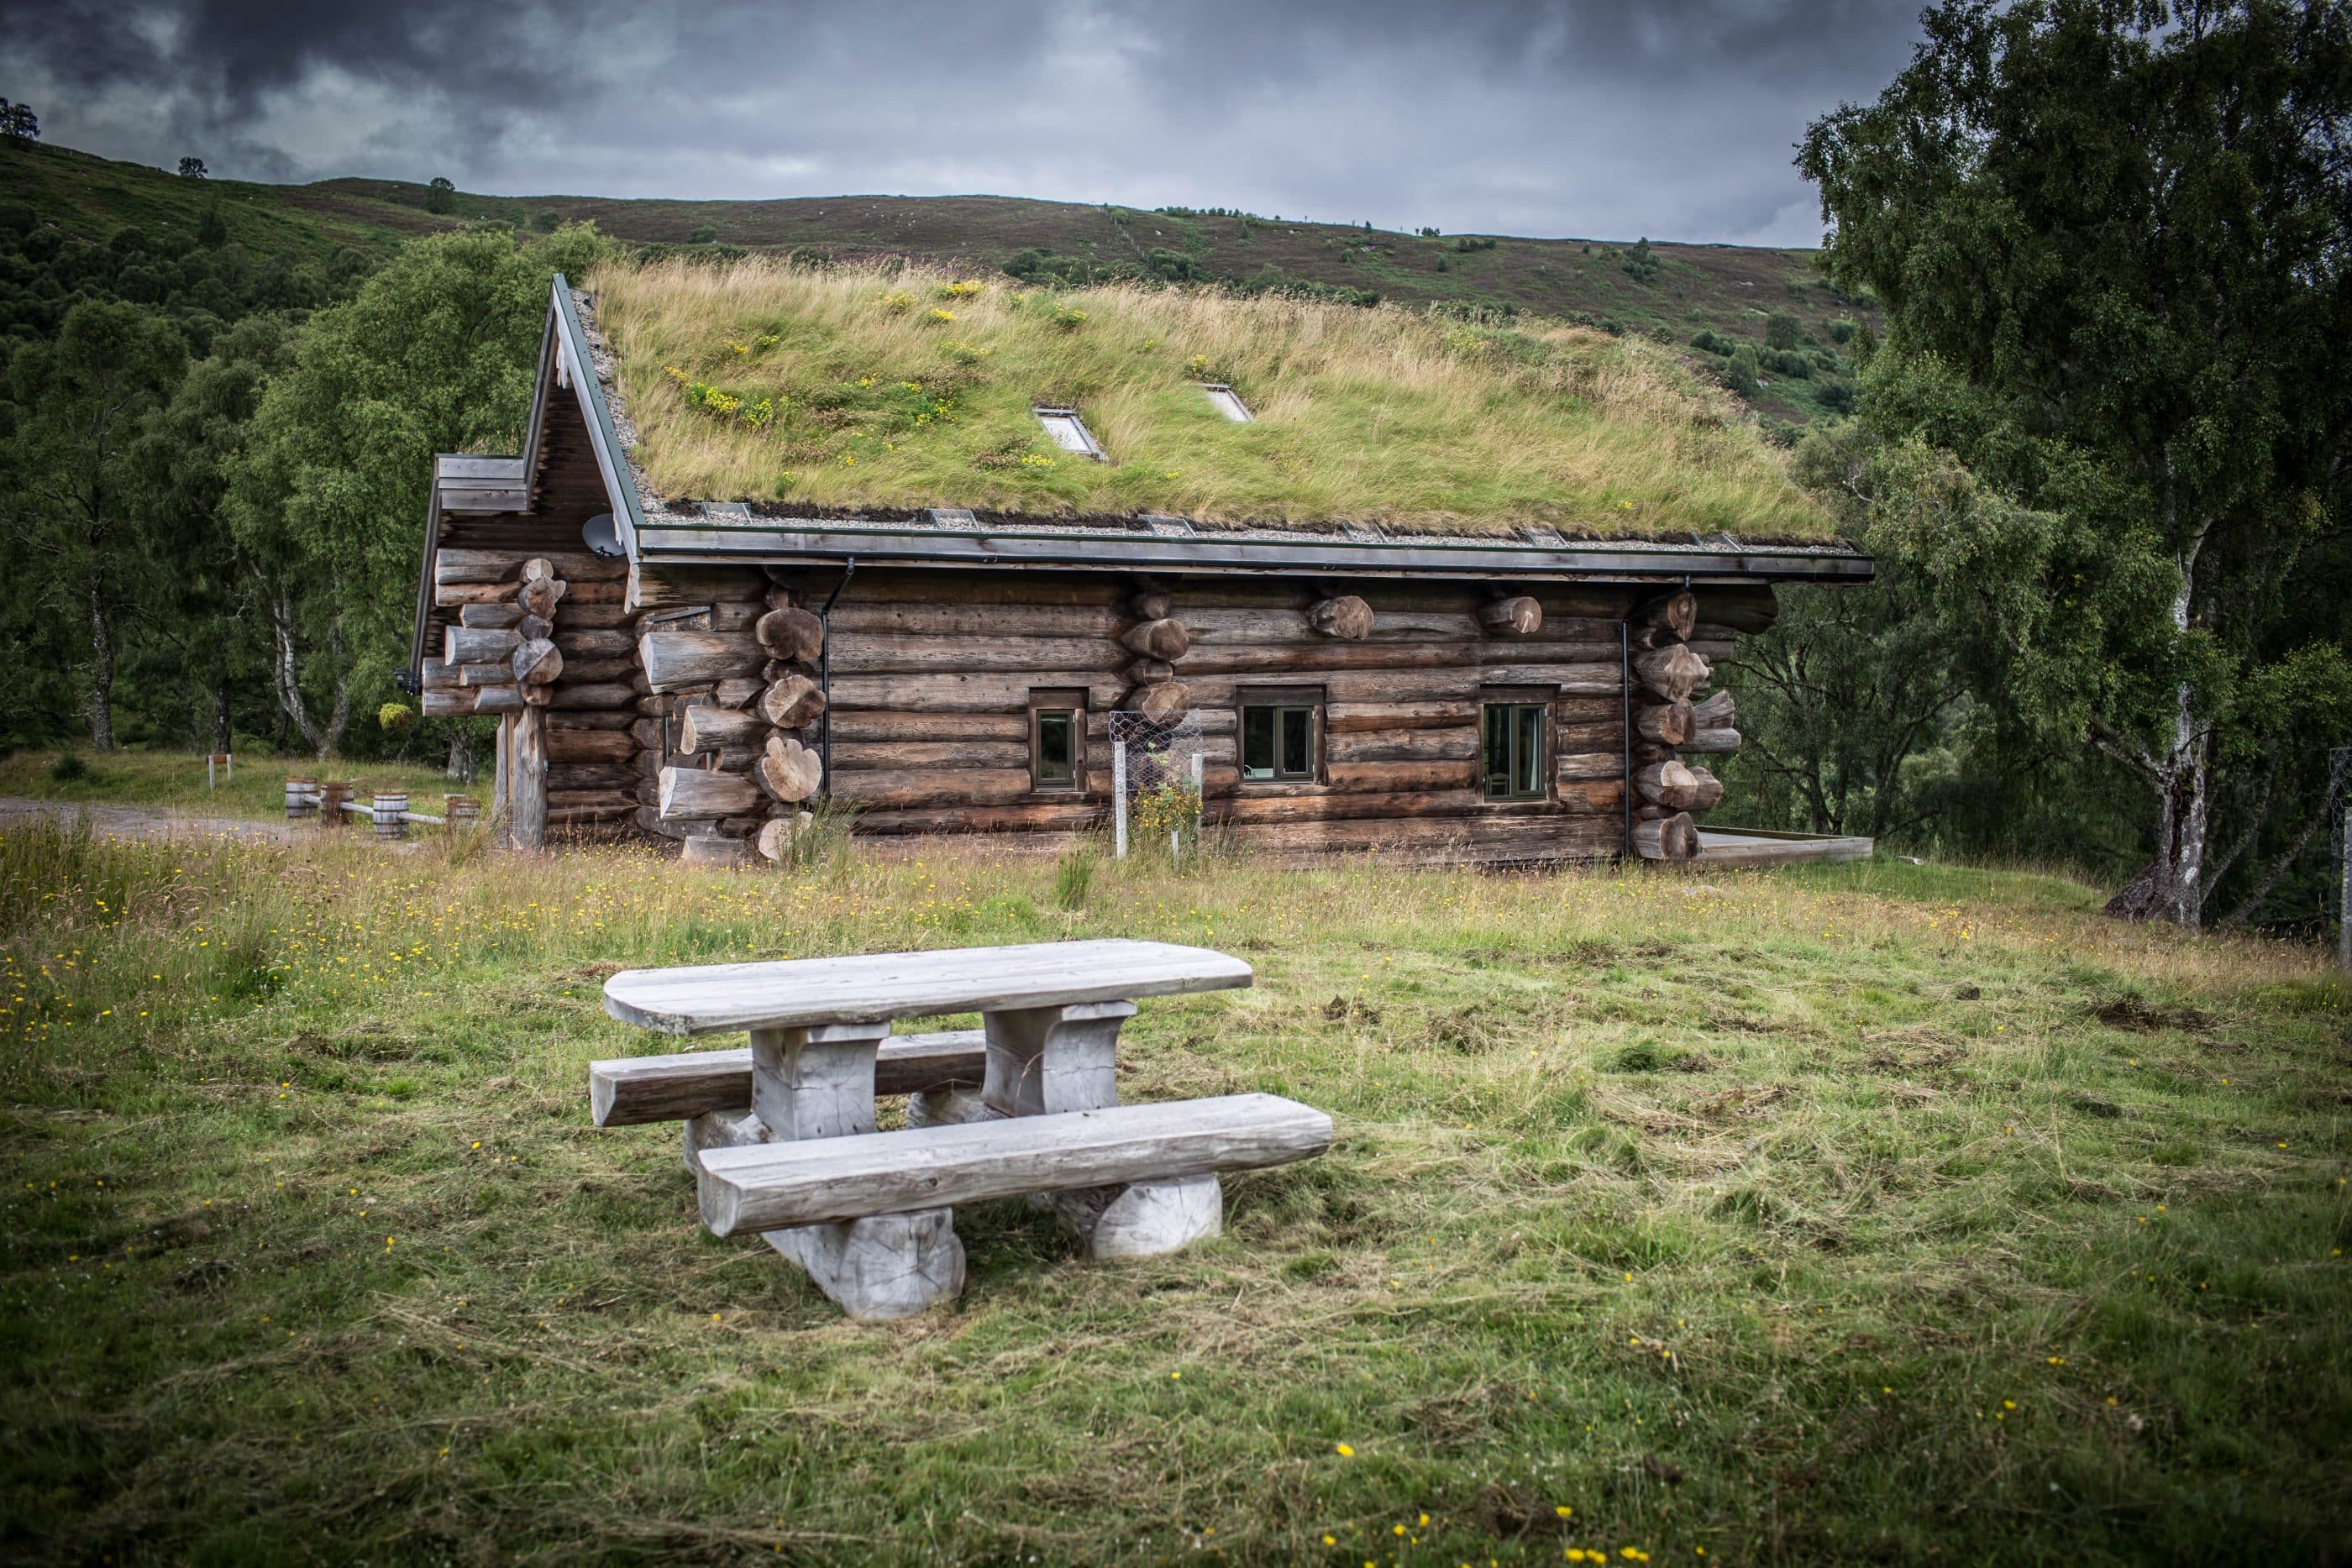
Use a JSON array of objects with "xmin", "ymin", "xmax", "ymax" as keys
[
  {"xmin": 596, "ymin": 259, "xmax": 1830, "ymax": 540},
  {"xmin": 2, "ymin": 816, "xmax": 2347, "ymax": 1565}
]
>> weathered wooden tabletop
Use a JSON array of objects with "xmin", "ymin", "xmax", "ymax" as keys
[{"xmin": 601, "ymin": 938, "xmax": 1253, "ymax": 1036}]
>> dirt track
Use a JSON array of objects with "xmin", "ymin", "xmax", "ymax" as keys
[{"xmin": 0, "ymin": 797, "xmax": 301, "ymax": 844}]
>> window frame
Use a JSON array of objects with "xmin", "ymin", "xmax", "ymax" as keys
[
  {"xmin": 1236, "ymin": 684, "xmax": 1325, "ymax": 785},
  {"xmin": 1028, "ymin": 688, "xmax": 1089, "ymax": 794},
  {"xmin": 1479, "ymin": 686, "xmax": 1554, "ymax": 803}
]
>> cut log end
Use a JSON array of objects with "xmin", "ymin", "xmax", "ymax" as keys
[
  {"xmin": 756, "ymin": 734, "xmax": 824, "ymax": 804},
  {"xmin": 1634, "ymin": 811, "xmax": 1699, "ymax": 862},
  {"xmin": 1478, "ymin": 595, "xmax": 1543, "ymax": 636},
  {"xmin": 1307, "ymin": 595, "xmax": 1374, "ymax": 641}
]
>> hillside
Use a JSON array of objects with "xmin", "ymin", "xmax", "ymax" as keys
[{"xmin": 0, "ymin": 138, "xmax": 1866, "ymax": 427}]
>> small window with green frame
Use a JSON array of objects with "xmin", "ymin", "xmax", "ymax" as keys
[
  {"xmin": 1237, "ymin": 685, "xmax": 1323, "ymax": 783},
  {"xmin": 1029, "ymin": 689, "xmax": 1087, "ymax": 792},
  {"xmin": 1481, "ymin": 690, "xmax": 1551, "ymax": 801}
]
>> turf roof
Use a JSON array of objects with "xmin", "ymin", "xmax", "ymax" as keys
[{"xmin": 589, "ymin": 258, "xmax": 1834, "ymax": 543}]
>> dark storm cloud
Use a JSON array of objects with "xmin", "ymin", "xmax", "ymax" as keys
[{"xmin": 0, "ymin": 0, "xmax": 1925, "ymax": 244}]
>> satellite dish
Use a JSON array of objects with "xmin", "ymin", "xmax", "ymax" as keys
[{"xmin": 581, "ymin": 511, "xmax": 623, "ymax": 558}]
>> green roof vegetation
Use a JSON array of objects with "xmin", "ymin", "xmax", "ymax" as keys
[{"xmin": 592, "ymin": 259, "xmax": 1835, "ymax": 541}]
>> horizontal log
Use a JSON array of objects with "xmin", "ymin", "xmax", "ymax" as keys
[
  {"xmin": 659, "ymin": 766, "xmax": 764, "ymax": 820},
  {"xmin": 1164, "ymin": 582, "xmax": 1634, "ymax": 619},
  {"xmin": 420, "ymin": 657, "xmax": 459, "ymax": 692},
  {"xmin": 1182, "ymin": 606, "xmax": 1620, "ymax": 648},
  {"xmin": 457, "ymin": 664, "xmax": 517, "ymax": 690},
  {"xmin": 1697, "ymin": 585, "xmax": 1780, "ymax": 635},
  {"xmin": 1215, "ymin": 812, "xmax": 1622, "ymax": 862},
  {"xmin": 696, "ymin": 1093, "xmax": 1332, "ymax": 1235},
  {"xmin": 829, "ymin": 672, "xmax": 1129, "ymax": 715},
  {"xmin": 546, "ymin": 727, "xmax": 635, "ymax": 763},
  {"xmin": 1632, "ymin": 644, "xmax": 1710, "ymax": 703},
  {"xmin": 419, "ymin": 689, "xmax": 477, "ymax": 718},
  {"xmin": 680, "ymin": 703, "xmax": 767, "ymax": 755},
  {"xmin": 550, "ymin": 709, "xmax": 641, "ymax": 732},
  {"xmin": 436, "ymin": 548, "xmax": 627, "ymax": 585},
  {"xmin": 555, "ymin": 655, "xmax": 638, "ymax": 684},
  {"xmin": 549, "ymin": 789, "xmax": 638, "ymax": 810},
  {"xmin": 641, "ymin": 630, "xmax": 764, "ymax": 694},
  {"xmin": 546, "ymin": 683, "xmax": 640, "ymax": 711},
  {"xmin": 548, "ymin": 763, "xmax": 635, "ymax": 789},
  {"xmin": 851, "ymin": 800, "xmax": 1109, "ymax": 835},
  {"xmin": 1200, "ymin": 759, "xmax": 1473, "ymax": 797},
  {"xmin": 556, "ymin": 628, "xmax": 637, "ymax": 658},
  {"xmin": 827, "ymin": 635, "xmax": 1128, "ymax": 676},
  {"xmin": 1689, "ymin": 690, "xmax": 1735, "ymax": 729},
  {"xmin": 1685, "ymin": 765, "xmax": 1725, "ymax": 812},
  {"xmin": 434, "ymin": 578, "xmax": 621, "ymax": 607},
  {"xmin": 1556, "ymin": 750, "xmax": 1622, "ymax": 783},
  {"xmin": 832, "ymin": 739, "xmax": 1034, "ymax": 773},
  {"xmin": 444, "ymin": 626, "xmax": 520, "ymax": 665},
  {"xmin": 472, "ymin": 686, "xmax": 524, "ymax": 715},
  {"xmin": 1631, "ymin": 590, "xmax": 1698, "ymax": 642},
  {"xmin": 1174, "ymin": 642, "xmax": 1615, "ymax": 677},
  {"xmin": 1682, "ymin": 726, "xmax": 1742, "ymax": 754},
  {"xmin": 1321, "ymin": 700, "xmax": 1468, "ymax": 734},
  {"xmin": 627, "ymin": 562, "xmax": 770, "ymax": 612},
  {"xmin": 823, "ymin": 600, "xmax": 1129, "ymax": 639},
  {"xmin": 840, "ymin": 574, "xmax": 1129, "ymax": 608},
  {"xmin": 591, "ymin": 1030, "xmax": 990, "ymax": 1128},
  {"xmin": 831, "ymin": 767, "xmax": 1037, "ymax": 810},
  {"xmin": 563, "ymin": 604, "xmax": 632, "ymax": 630},
  {"xmin": 1321, "ymin": 727, "xmax": 1478, "ymax": 765},
  {"xmin": 459, "ymin": 603, "xmax": 522, "ymax": 630}
]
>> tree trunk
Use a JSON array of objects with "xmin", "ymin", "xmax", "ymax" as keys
[
  {"xmin": 446, "ymin": 725, "xmax": 476, "ymax": 783},
  {"xmin": 2105, "ymin": 627, "xmax": 2213, "ymax": 926},
  {"xmin": 86, "ymin": 579, "xmax": 115, "ymax": 753}
]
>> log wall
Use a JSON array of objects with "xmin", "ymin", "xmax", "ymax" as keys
[{"xmin": 791, "ymin": 569, "xmax": 1765, "ymax": 866}]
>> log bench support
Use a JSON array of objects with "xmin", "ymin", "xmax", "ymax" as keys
[
  {"xmin": 976, "ymin": 999, "xmax": 1223, "ymax": 1259},
  {"xmin": 721, "ymin": 1020, "xmax": 967, "ymax": 1321}
]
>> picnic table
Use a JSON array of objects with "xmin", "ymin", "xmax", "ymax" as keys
[{"xmin": 591, "ymin": 939, "xmax": 1332, "ymax": 1320}]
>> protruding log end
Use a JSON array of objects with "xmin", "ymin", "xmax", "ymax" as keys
[
  {"xmin": 756, "ymin": 734, "xmax": 824, "ymax": 804},
  {"xmin": 755, "ymin": 606, "xmax": 826, "ymax": 664},
  {"xmin": 1478, "ymin": 595, "xmax": 1543, "ymax": 636},
  {"xmin": 759, "ymin": 673, "xmax": 827, "ymax": 729},
  {"xmin": 1121, "ymin": 617, "xmax": 1192, "ymax": 662},
  {"xmin": 1633, "ymin": 811, "xmax": 1699, "ymax": 861},
  {"xmin": 1307, "ymin": 595, "xmax": 1374, "ymax": 640},
  {"xmin": 1635, "ymin": 699, "xmax": 1694, "ymax": 746},
  {"xmin": 1631, "ymin": 590, "xmax": 1698, "ymax": 642}
]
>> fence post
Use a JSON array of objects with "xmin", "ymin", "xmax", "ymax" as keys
[{"xmin": 1112, "ymin": 738, "xmax": 1129, "ymax": 860}]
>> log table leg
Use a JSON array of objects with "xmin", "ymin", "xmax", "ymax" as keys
[
  {"xmin": 980, "ymin": 999, "xmax": 1224, "ymax": 1260},
  {"xmin": 717, "ymin": 1020, "xmax": 966, "ymax": 1320}
]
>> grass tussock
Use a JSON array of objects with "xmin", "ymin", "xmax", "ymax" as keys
[
  {"xmin": 2, "ymin": 818, "xmax": 2347, "ymax": 1563},
  {"xmin": 591, "ymin": 257, "xmax": 1833, "ymax": 540}
]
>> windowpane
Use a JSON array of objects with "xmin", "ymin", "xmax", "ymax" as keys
[
  {"xmin": 1483, "ymin": 701, "xmax": 1548, "ymax": 800},
  {"xmin": 1483, "ymin": 705, "xmax": 1511, "ymax": 794},
  {"xmin": 1280, "ymin": 707, "xmax": 1312, "ymax": 777},
  {"xmin": 1036, "ymin": 710, "xmax": 1077, "ymax": 787},
  {"xmin": 1241, "ymin": 703, "xmax": 1317, "ymax": 782},
  {"xmin": 1242, "ymin": 707, "xmax": 1275, "ymax": 779}
]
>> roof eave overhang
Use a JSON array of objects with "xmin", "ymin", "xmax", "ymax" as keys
[{"xmin": 632, "ymin": 519, "xmax": 1873, "ymax": 585}]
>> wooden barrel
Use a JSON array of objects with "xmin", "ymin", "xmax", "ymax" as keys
[
  {"xmin": 285, "ymin": 777, "xmax": 317, "ymax": 821},
  {"xmin": 444, "ymin": 794, "xmax": 480, "ymax": 829},
  {"xmin": 371, "ymin": 791, "xmax": 408, "ymax": 840},
  {"xmin": 319, "ymin": 781, "xmax": 353, "ymax": 826}
]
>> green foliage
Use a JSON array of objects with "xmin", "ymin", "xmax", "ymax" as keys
[
  {"xmin": 423, "ymin": 176, "xmax": 456, "ymax": 216},
  {"xmin": 375, "ymin": 702, "xmax": 412, "ymax": 731},
  {"xmin": 1051, "ymin": 842, "xmax": 1097, "ymax": 910},
  {"xmin": 47, "ymin": 751, "xmax": 85, "ymax": 781},
  {"xmin": 1688, "ymin": 329, "xmax": 1735, "ymax": 356},
  {"xmin": 684, "ymin": 224, "xmax": 717, "ymax": 244},
  {"xmin": 1826, "ymin": 317, "xmax": 1858, "ymax": 343},
  {"xmin": 1452, "ymin": 234, "xmax": 1499, "ymax": 253},
  {"xmin": 228, "ymin": 229, "xmax": 550, "ymax": 755},
  {"xmin": 1620, "ymin": 236, "xmax": 1658, "ymax": 282},
  {"xmin": 1762, "ymin": 310, "xmax": 1803, "ymax": 351},
  {"xmin": 1793, "ymin": 0, "xmax": 2352, "ymax": 925}
]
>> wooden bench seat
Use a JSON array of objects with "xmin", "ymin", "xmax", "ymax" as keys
[
  {"xmin": 591, "ymin": 1030, "xmax": 984, "ymax": 1128},
  {"xmin": 696, "ymin": 1092, "xmax": 1332, "ymax": 1235}
]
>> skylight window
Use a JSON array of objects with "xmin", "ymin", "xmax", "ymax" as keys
[
  {"xmin": 1032, "ymin": 406, "xmax": 1106, "ymax": 460},
  {"xmin": 1200, "ymin": 382, "xmax": 1254, "ymax": 422}
]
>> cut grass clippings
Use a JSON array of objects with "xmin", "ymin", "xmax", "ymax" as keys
[{"xmin": 2, "ymin": 815, "xmax": 2347, "ymax": 1563}]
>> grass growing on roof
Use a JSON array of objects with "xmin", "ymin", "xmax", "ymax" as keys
[
  {"xmin": 3, "ymin": 815, "xmax": 2348, "ymax": 1561},
  {"xmin": 592, "ymin": 258, "xmax": 1834, "ymax": 540}
]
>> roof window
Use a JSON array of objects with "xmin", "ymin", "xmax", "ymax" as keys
[
  {"xmin": 1200, "ymin": 382, "xmax": 1254, "ymax": 422},
  {"xmin": 1033, "ymin": 406, "xmax": 1106, "ymax": 461}
]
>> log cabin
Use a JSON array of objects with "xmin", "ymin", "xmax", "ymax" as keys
[{"xmin": 408, "ymin": 263, "xmax": 1871, "ymax": 868}]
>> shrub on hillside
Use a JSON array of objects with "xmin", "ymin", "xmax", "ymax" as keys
[
  {"xmin": 1764, "ymin": 310, "xmax": 1804, "ymax": 350},
  {"xmin": 1689, "ymin": 329, "xmax": 1736, "ymax": 356}
]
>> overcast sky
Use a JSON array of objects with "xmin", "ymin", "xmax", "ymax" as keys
[{"xmin": 0, "ymin": 1, "xmax": 1927, "ymax": 246}]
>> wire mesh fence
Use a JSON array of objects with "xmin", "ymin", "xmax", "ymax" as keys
[{"xmin": 1109, "ymin": 710, "xmax": 1205, "ymax": 861}]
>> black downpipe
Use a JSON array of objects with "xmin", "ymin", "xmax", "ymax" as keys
[
  {"xmin": 816, "ymin": 558, "xmax": 857, "ymax": 797},
  {"xmin": 1620, "ymin": 617, "xmax": 1632, "ymax": 860}
]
